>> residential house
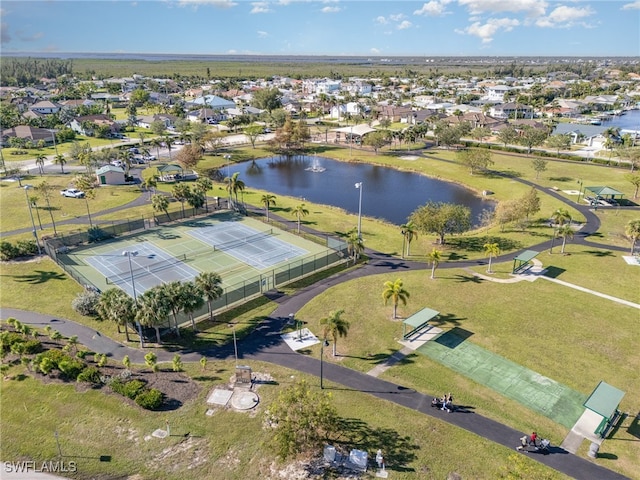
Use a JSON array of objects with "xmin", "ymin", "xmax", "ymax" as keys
[
  {"xmin": 1, "ymin": 125, "xmax": 56, "ymax": 146},
  {"xmin": 187, "ymin": 108, "xmax": 226, "ymax": 124},
  {"xmin": 96, "ymin": 165, "xmax": 127, "ymax": 185},
  {"xmin": 69, "ymin": 115, "xmax": 119, "ymax": 136},
  {"xmin": 137, "ymin": 114, "xmax": 179, "ymax": 130},
  {"xmin": 482, "ymin": 85, "xmax": 511, "ymax": 103},
  {"xmin": 490, "ymin": 102, "xmax": 534, "ymax": 119},
  {"xmin": 28, "ymin": 100, "xmax": 61, "ymax": 115},
  {"xmin": 377, "ymin": 105, "xmax": 413, "ymax": 123},
  {"xmin": 553, "ymin": 123, "xmax": 608, "ymax": 146},
  {"xmin": 187, "ymin": 95, "xmax": 235, "ymax": 111}
]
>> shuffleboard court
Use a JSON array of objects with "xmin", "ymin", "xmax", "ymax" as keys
[
  {"xmin": 186, "ymin": 222, "xmax": 308, "ymax": 270},
  {"xmin": 84, "ymin": 241, "xmax": 200, "ymax": 298},
  {"xmin": 417, "ymin": 328, "xmax": 587, "ymax": 428}
]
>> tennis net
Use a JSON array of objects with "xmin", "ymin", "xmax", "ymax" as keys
[
  {"xmin": 213, "ymin": 229, "xmax": 273, "ymax": 251},
  {"xmin": 105, "ymin": 253, "xmax": 187, "ymax": 285}
]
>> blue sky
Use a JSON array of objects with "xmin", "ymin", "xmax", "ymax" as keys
[{"xmin": 1, "ymin": 0, "xmax": 639, "ymax": 56}]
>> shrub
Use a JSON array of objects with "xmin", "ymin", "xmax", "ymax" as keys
[
  {"xmin": 110, "ymin": 378, "xmax": 146, "ymax": 399},
  {"xmin": 57, "ymin": 358, "xmax": 85, "ymax": 380},
  {"xmin": 15, "ymin": 240, "xmax": 38, "ymax": 257},
  {"xmin": 87, "ymin": 227, "xmax": 112, "ymax": 243},
  {"xmin": 0, "ymin": 241, "xmax": 19, "ymax": 261},
  {"xmin": 22, "ymin": 339, "xmax": 43, "ymax": 355},
  {"xmin": 0, "ymin": 331, "xmax": 24, "ymax": 353},
  {"xmin": 77, "ymin": 366, "xmax": 102, "ymax": 384},
  {"xmin": 135, "ymin": 388, "xmax": 163, "ymax": 410},
  {"xmin": 76, "ymin": 350, "xmax": 88, "ymax": 359},
  {"xmin": 71, "ymin": 289, "xmax": 101, "ymax": 316}
]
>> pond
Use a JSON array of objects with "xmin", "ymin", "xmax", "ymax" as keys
[{"xmin": 230, "ymin": 155, "xmax": 495, "ymax": 227}]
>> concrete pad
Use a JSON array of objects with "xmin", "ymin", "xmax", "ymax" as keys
[
  {"xmin": 399, "ymin": 155, "xmax": 419, "ymax": 161},
  {"xmin": 231, "ymin": 391, "xmax": 259, "ymax": 410},
  {"xmin": 399, "ymin": 325, "xmax": 443, "ymax": 351},
  {"xmin": 281, "ymin": 328, "xmax": 320, "ymax": 351},
  {"xmin": 207, "ymin": 388, "xmax": 233, "ymax": 406},
  {"xmin": 563, "ymin": 190, "xmax": 581, "ymax": 195},
  {"xmin": 560, "ymin": 430, "xmax": 584, "ymax": 454},
  {"xmin": 622, "ymin": 256, "xmax": 640, "ymax": 266},
  {"xmin": 570, "ymin": 408, "xmax": 604, "ymax": 445},
  {"xmin": 151, "ymin": 429, "xmax": 168, "ymax": 439}
]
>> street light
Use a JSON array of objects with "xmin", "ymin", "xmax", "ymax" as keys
[
  {"xmin": 577, "ymin": 179, "xmax": 583, "ymax": 204},
  {"xmin": 355, "ymin": 182, "xmax": 363, "ymax": 239},
  {"xmin": 23, "ymin": 185, "xmax": 42, "ymax": 255},
  {"xmin": 228, "ymin": 323, "xmax": 239, "ymax": 366},
  {"xmin": 224, "ymin": 154, "xmax": 232, "ymax": 207},
  {"xmin": 122, "ymin": 250, "xmax": 144, "ymax": 348},
  {"xmin": 320, "ymin": 338, "xmax": 330, "ymax": 389}
]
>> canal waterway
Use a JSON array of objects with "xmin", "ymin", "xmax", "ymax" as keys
[{"xmin": 229, "ymin": 156, "xmax": 495, "ymax": 227}]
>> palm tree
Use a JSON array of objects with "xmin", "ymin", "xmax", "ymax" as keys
[
  {"xmin": 53, "ymin": 154, "xmax": 67, "ymax": 174},
  {"xmin": 427, "ymin": 248, "xmax": 442, "ymax": 279},
  {"xmin": 381, "ymin": 278, "xmax": 410, "ymax": 319},
  {"xmin": 172, "ymin": 183, "xmax": 191, "ymax": 218},
  {"xmin": 74, "ymin": 174, "xmax": 96, "ymax": 228},
  {"xmin": 35, "ymin": 153, "xmax": 46, "ymax": 176},
  {"xmin": 195, "ymin": 272, "xmax": 223, "ymax": 321},
  {"xmin": 181, "ymin": 281, "xmax": 204, "ymax": 332},
  {"xmin": 346, "ymin": 228, "xmax": 364, "ymax": 264},
  {"xmin": 224, "ymin": 172, "xmax": 246, "ymax": 206},
  {"xmin": 483, "ymin": 243, "xmax": 500, "ymax": 274},
  {"xmin": 150, "ymin": 137, "xmax": 163, "ymax": 160},
  {"xmin": 550, "ymin": 208, "xmax": 572, "ymax": 253},
  {"xmin": 261, "ymin": 194, "xmax": 277, "ymax": 221},
  {"xmin": 135, "ymin": 287, "xmax": 170, "ymax": 344},
  {"xmin": 142, "ymin": 175, "xmax": 158, "ymax": 200},
  {"xmin": 151, "ymin": 193, "xmax": 170, "ymax": 222},
  {"xmin": 557, "ymin": 224, "xmax": 574, "ymax": 254},
  {"xmin": 400, "ymin": 221, "xmax": 418, "ymax": 258},
  {"xmin": 194, "ymin": 177, "xmax": 212, "ymax": 212},
  {"xmin": 625, "ymin": 219, "xmax": 640, "ymax": 254},
  {"xmin": 157, "ymin": 281, "xmax": 186, "ymax": 338},
  {"xmin": 319, "ymin": 309, "xmax": 350, "ymax": 357},
  {"xmin": 35, "ymin": 181, "xmax": 57, "ymax": 235},
  {"xmin": 292, "ymin": 203, "xmax": 309, "ymax": 234},
  {"xmin": 96, "ymin": 288, "xmax": 136, "ymax": 342}
]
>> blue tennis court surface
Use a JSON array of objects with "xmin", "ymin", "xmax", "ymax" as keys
[
  {"xmin": 187, "ymin": 223, "xmax": 307, "ymax": 269},
  {"xmin": 85, "ymin": 241, "xmax": 200, "ymax": 298}
]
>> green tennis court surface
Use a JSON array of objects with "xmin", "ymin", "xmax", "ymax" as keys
[{"xmin": 417, "ymin": 328, "xmax": 587, "ymax": 428}]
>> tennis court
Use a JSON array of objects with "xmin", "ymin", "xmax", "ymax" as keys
[
  {"xmin": 85, "ymin": 241, "xmax": 199, "ymax": 298},
  {"xmin": 417, "ymin": 328, "xmax": 588, "ymax": 428},
  {"xmin": 57, "ymin": 212, "xmax": 342, "ymax": 305}
]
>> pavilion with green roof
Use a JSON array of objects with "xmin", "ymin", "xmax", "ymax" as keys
[
  {"xmin": 402, "ymin": 307, "xmax": 440, "ymax": 339},
  {"xmin": 512, "ymin": 250, "xmax": 540, "ymax": 274},
  {"xmin": 583, "ymin": 381, "xmax": 625, "ymax": 438}
]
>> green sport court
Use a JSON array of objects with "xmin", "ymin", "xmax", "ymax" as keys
[
  {"xmin": 57, "ymin": 212, "xmax": 337, "ymax": 299},
  {"xmin": 417, "ymin": 328, "xmax": 588, "ymax": 428}
]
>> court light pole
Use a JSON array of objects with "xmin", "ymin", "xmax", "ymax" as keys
[
  {"xmin": 320, "ymin": 338, "xmax": 330, "ymax": 389},
  {"xmin": 355, "ymin": 182, "xmax": 363, "ymax": 239},
  {"xmin": 224, "ymin": 154, "xmax": 232, "ymax": 207},
  {"xmin": 229, "ymin": 323, "xmax": 239, "ymax": 366},
  {"xmin": 122, "ymin": 250, "xmax": 144, "ymax": 348},
  {"xmin": 23, "ymin": 185, "xmax": 42, "ymax": 255}
]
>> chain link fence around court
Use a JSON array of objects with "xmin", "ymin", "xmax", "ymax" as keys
[{"xmin": 43, "ymin": 210, "xmax": 350, "ymax": 326}]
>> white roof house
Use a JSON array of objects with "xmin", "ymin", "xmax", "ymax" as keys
[{"xmin": 189, "ymin": 95, "xmax": 235, "ymax": 110}]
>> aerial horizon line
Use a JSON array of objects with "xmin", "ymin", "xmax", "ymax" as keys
[{"xmin": 2, "ymin": 51, "xmax": 639, "ymax": 60}]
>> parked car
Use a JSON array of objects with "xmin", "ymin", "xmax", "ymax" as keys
[
  {"xmin": 60, "ymin": 188, "xmax": 85, "ymax": 198},
  {"xmin": 142, "ymin": 154, "xmax": 156, "ymax": 161}
]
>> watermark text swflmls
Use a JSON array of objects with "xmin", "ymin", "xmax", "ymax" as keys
[{"xmin": 4, "ymin": 460, "xmax": 78, "ymax": 473}]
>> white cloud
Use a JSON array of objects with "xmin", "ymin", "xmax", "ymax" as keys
[
  {"xmin": 413, "ymin": 0, "xmax": 453, "ymax": 17},
  {"xmin": 250, "ymin": 2, "xmax": 271, "ymax": 13},
  {"xmin": 458, "ymin": 0, "xmax": 547, "ymax": 18},
  {"xmin": 457, "ymin": 17, "xmax": 520, "ymax": 43},
  {"xmin": 622, "ymin": 1, "xmax": 640, "ymax": 8},
  {"xmin": 370, "ymin": 47, "xmax": 381, "ymax": 54},
  {"xmin": 257, "ymin": 30, "xmax": 269, "ymax": 37},
  {"xmin": 375, "ymin": 16, "xmax": 389, "ymax": 25},
  {"xmin": 397, "ymin": 20, "xmax": 413, "ymax": 30},
  {"xmin": 390, "ymin": 13, "xmax": 405, "ymax": 22},
  {"xmin": 535, "ymin": 5, "xmax": 594, "ymax": 28},
  {"xmin": 178, "ymin": 0, "xmax": 238, "ymax": 8},
  {"xmin": 321, "ymin": 6, "xmax": 341, "ymax": 13}
]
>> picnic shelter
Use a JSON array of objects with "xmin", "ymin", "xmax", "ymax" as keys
[
  {"xmin": 583, "ymin": 381, "xmax": 625, "ymax": 438},
  {"xmin": 512, "ymin": 250, "xmax": 539, "ymax": 274},
  {"xmin": 584, "ymin": 186, "xmax": 624, "ymax": 202},
  {"xmin": 403, "ymin": 307, "xmax": 440, "ymax": 339}
]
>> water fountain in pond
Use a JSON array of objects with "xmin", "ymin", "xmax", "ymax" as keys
[{"xmin": 305, "ymin": 157, "xmax": 326, "ymax": 173}]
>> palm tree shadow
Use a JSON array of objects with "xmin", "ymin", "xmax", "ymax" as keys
[
  {"xmin": 453, "ymin": 274, "xmax": 484, "ymax": 283},
  {"xmin": 11, "ymin": 270, "xmax": 67, "ymax": 284}
]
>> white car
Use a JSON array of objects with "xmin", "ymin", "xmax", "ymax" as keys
[{"xmin": 60, "ymin": 188, "xmax": 85, "ymax": 198}]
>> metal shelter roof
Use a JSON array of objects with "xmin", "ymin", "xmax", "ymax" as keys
[
  {"xmin": 157, "ymin": 164, "xmax": 183, "ymax": 173},
  {"xmin": 402, "ymin": 307, "xmax": 440, "ymax": 339},
  {"xmin": 332, "ymin": 124, "xmax": 377, "ymax": 137},
  {"xmin": 584, "ymin": 186, "xmax": 624, "ymax": 197},
  {"xmin": 513, "ymin": 250, "xmax": 540, "ymax": 263},
  {"xmin": 584, "ymin": 381, "xmax": 625, "ymax": 420}
]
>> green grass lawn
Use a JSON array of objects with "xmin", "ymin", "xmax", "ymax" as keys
[
  {"xmin": 0, "ymin": 174, "xmax": 142, "ymax": 234},
  {"xmin": 0, "ymin": 360, "xmax": 568, "ymax": 480}
]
